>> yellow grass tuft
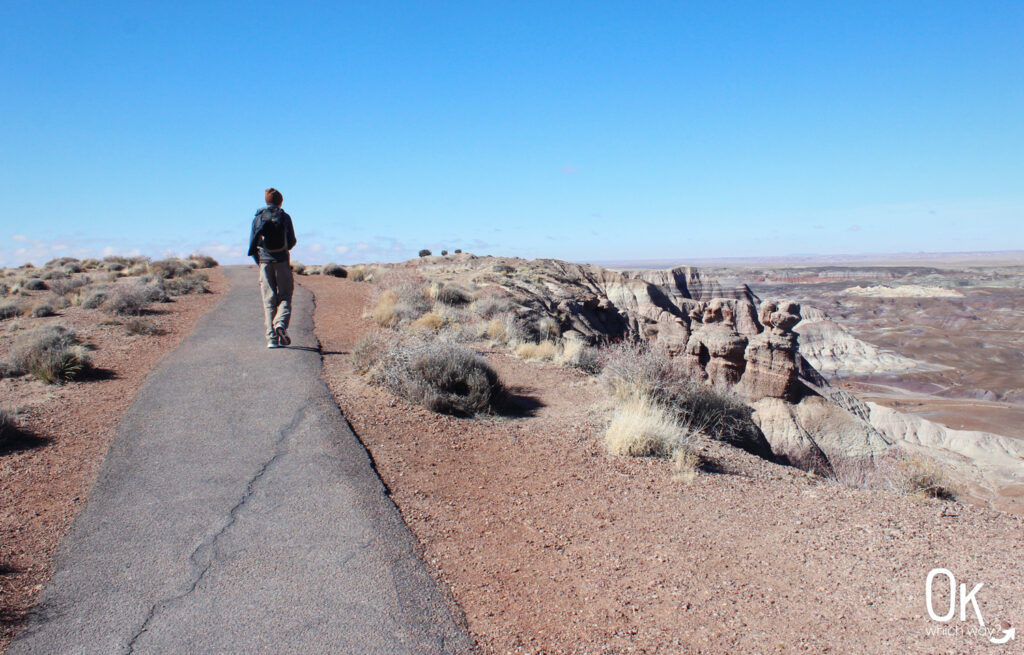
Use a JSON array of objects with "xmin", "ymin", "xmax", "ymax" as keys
[
  {"xmin": 605, "ymin": 396, "xmax": 682, "ymax": 457},
  {"xmin": 486, "ymin": 318, "xmax": 508, "ymax": 343},
  {"xmin": 671, "ymin": 446, "xmax": 701, "ymax": 482},
  {"xmin": 411, "ymin": 312, "xmax": 444, "ymax": 331},
  {"xmin": 371, "ymin": 290, "xmax": 400, "ymax": 327},
  {"xmin": 516, "ymin": 340, "xmax": 557, "ymax": 361}
]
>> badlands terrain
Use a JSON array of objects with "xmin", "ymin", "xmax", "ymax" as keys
[{"xmin": 300, "ymin": 251, "xmax": 1023, "ymax": 653}]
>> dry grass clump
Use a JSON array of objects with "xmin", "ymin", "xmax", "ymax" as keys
[
  {"xmin": 124, "ymin": 317, "xmax": 162, "ymax": 336},
  {"xmin": 357, "ymin": 335, "xmax": 504, "ymax": 416},
  {"xmin": 605, "ymin": 396, "xmax": 684, "ymax": 457},
  {"xmin": 411, "ymin": 312, "xmax": 445, "ymax": 332},
  {"xmin": 537, "ymin": 316, "xmax": 560, "ymax": 341},
  {"xmin": 671, "ymin": 446, "xmax": 702, "ymax": 482},
  {"xmin": 8, "ymin": 324, "xmax": 91, "ymax": 384},
  {"xmin": 516, "ymin": 340, "xmax": 557, "ymax": 361},
  {"xmin": 485, "ymin": 318, "xmax": 508, "ymax": 343},
  {"xmin": 291, "ymin": 262, "xmax": 306, "ymax": 275},
  {"xmin": 20, "ymin": 278, "xmax": 47, "ymax": 292},
  {"xmin": 370, "ymin": 278, "xmax": 431, "ymax": 327},
  {"xmin": 349, "ymin": 265, "xmax": 378, "ymax": 282},
  {"xmin": 41, "ymin": 269, "xmax": 69, "ymax": 280},
  {"xmin": 351, "ymin": 330, "xmax": 396, "ymax": 375},
  {"xmin": 556, "ymin": 339, "xmax": 602, "ymax": 374},
  {"xmin": 887, "ymin": 455, "xmax": 957, "ymax": 500},
  {"xmin": 321, "ymin": 262, "xmax": 347, "ymax": 277},
  {"xmin": 600, "ymin": 341, "xmax": 766, "ymax": 457},
  {"xmin": 187, "ymin": 254, "xmax": 218, "ymax": 268}
]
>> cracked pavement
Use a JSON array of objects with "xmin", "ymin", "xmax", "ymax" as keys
[{"xmin": 8, "ymin": 267, "xmax": 474, "ymax": 655}]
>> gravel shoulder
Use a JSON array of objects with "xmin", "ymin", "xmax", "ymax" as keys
[
  {"xmin": 0, "ymin": 268, "xmax": 225, "ymax": 649},
  {"xmin": 305, "ymin": 273, "xmax": 1024, "ymax": 655}
]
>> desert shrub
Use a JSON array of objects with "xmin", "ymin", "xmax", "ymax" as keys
[
  {"xmin": 304, "ymin": 265, "xmax": 322, "ymax": 276},
  {"xmin": 0, "ymin": 409, "xmax": 22, "ymax": 449},
  {"xmin": 537, "ymin": 316, "xmax": 560, "ymax": 341},
  {"xmin": 516, "ymin": 340, "xmax": 557, "ymax": 361},
  {"xmin": 321, "ymin": 262, "xmax": 347, "ymax": 278},
  {"xmin": 63, "ymin": 262, "xmax": 83, "ymax": 274},
  {"xmin": 124, "ymin": 317, "xmax": 162, "ymax": 336},
  {"xmin": 371, "ymin": 291, "xmax": 400, "ymax": 327},
  {"xmin": 21, "ymin": 278, "xmax": 47, "ymax": 291},
  {"xmin": 124, "ymin": 263, "xmax": 148, "ymax": 276},
  {"xmin": 373, "ymin": 281, "xmax": 431, "ymax": 326},
  {"xmin": 472, "ymin": 295, "xmax": 515, "ymax": 318},
  {"xmin": 41, "ymin": 269, "xmax": 69, "ymax": 280},
  {"xmin": 411, "ymin": 312, "xmax": 445, "ymax": 331},
  {"xmin": 605, "ymin": 395, "xmax": 683, "ymax": 457},
  {"xmin": 30, "ymin": 302, "xmax": 56, "ymax": 318},
  {"xmin": 103, "ymin": 260, "xmax": 126, "ymax": 272},
  {"xmin": 436, "ymin": 284, "xmax": 471, "ymax": 306},
  {"xmin": 163, "ymin": 272, "xmax": 208, "ymax": 296},
  {"xmin": 149, "ymin": 258, "xmax": 193, "ymax": 280},
  {"xmin": 103, "ymin": 285, "xmax": 151, "ymax": 316},
  {"xmin": 48, "ymin": 277, "xmax": 88, "ymax": 296},
  {"xmin": 46, "ymin": 293, "xmax": 71, "ymax": 310},
  {"xmin": 81, "ymin": 258, "xmax": 101, "ymax": 270},
  {"xmin": 9, "ymin": 324, "xmax": 90, "ymax": 384},
  {"xmin": 418, "ymin": 249, "xmax": 432, "ymax": 257},
  {"xmin": 0, "ymin": 282, "xmax": 8, "ymax": 297},
  {"xmin": 291, "ymin": 262, "xmax": 306, "ymax": 275},
  {"xmin": 454, "ymin": 249, "xmax": 462, "ymax": 254},
  {"xmin": 668, "ymin": 383, "xmax": 764, "ymax": 452},
  {"xmin": 351, "ymin": 330, "xmax": 394, "ymax": 374},
  {"xmin": 46, "ymin": 257, "xmax": 76, "ymax": 268},
  {"xmin": 601, "ymin": 341, "xmax": 690, "ymax": 403},
  {"xmin": 77, "ymin": 286, "xmax": 110, "ymax": 309},
  {"xmin": 188, "ymin": 254, "xmax": 218, "ymax": 268},
  {"xmin": 557, "ymin": 339, "xmax": 602, "ymax": 374},
  {"xmin": 0, "ymin": 299, "xmax": 25, "ymax": 320},
  {"xmin": 137, "ymin": 279, "xmax": 170, "ymax": 303},
  {"xmin": 441, "ymin": 250, "xmax": 448, "ymax": 256},
  {"xmin": 370, "ymin": 337, "xmax": 504, "ymax": 416},
  {"xmin": 888, "ymin": 455, "xmax": 956, "ymax": 500}
]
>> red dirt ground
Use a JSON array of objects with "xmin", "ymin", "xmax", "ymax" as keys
[
  {"xmin": 0, "ymin": 269, "xmax": 225, "ymax": 649},
  {"xmin": 304, "ymin": 274, "xmax": 1024, "ymax": 655}
]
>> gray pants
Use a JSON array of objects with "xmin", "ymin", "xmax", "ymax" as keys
[{"xmin": 259, "ymin": 262, "xmax": 293, "ymax": 341}]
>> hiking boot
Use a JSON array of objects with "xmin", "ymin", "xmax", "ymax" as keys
[
  {"xmin": 275, "ymin": 325, "xmax": 291, "ymax": 346},
  {"xmin": 267, "ymin": 339, "xmax": 282, "ymax": 349}
]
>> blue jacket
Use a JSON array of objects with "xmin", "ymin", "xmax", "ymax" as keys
[{"xmin": 247, "ymin": 205, "xmax": 297, "ymax": 264}]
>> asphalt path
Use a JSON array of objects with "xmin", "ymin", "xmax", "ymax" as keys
[{"xmin": 9, "ymin": 266, "xmax": 473, "ymax": 655}]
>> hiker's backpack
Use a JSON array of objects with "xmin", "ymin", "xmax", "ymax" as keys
[{"xmin": 258, "ymin": 208, "xmax": 289, "ymax": 252}]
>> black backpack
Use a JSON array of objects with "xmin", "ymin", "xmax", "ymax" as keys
[{"xmin": 258, "ymin": 208, "xmax": 288, "ymax": 252}]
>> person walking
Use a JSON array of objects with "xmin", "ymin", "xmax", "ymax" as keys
[{"xmin": 248, "ymin": 187, "xmax": 297, "ymax": 348}]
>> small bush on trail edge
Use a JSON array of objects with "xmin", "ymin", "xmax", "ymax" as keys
[
  {"xmin": 291, "ymin": 262, "xmax": 306, "ymax": 275},
  {"xmin": 351, "ymin": 330, "xmax": 394, "ymax": 375},
  {"xmin": 188, "ymin": 254, "xmax": 218, "ymax": 268},
  {"xmin": 162, "ymin": 272, "xmax": 208, "ymax": 296},
  {"xmin": 49, "ymin": 277, "xmax": 89, "ymax": 296},
  {"xmin": 9, "ymin": 324, "xmax": 91, "ymax": 384},
  {"xmin": 77, "ymin": 287, "xmax": 110, "ymax": 309},
  {"xmin": 601, "ymin": 341, "xmax": 691, "ymax": 404},
  {"xmin": 103, "ymin": 285, "xmax": 151, "ymax": 316},
  {"xmin": 418, "ymin": 249, "xmax": 432, "ymax": 257},
  {"xmin": 411, "ymin": 312, "xmax": 445, "ymax": 332},
  {"xmin": 321, "ymin": 263, "xmax": 347, "ymax": 278},
  {"xmin": 125, "ymin": 317, "xmax": 163, "ymax": 336},
  {"xmin": 557, "ymin": 339, "xmax": 602, "ymax": 374},
  {"xmin": 367, "ymin": 336, "xmax": 504, "ymax": 416},
  {"xmin": 435, "ymin": 284, "xmax": 471, "ymax": 306},
  {"xmin": 516, "ymin": 340, "xmax": 557, "ymax": 361}
]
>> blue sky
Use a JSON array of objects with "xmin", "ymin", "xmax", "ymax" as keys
[{"xmin": 2, "ymin": 1, "xmax": 1022, "ymax": 266}]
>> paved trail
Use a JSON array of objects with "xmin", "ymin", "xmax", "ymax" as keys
[{"xmin": 9, "ymin": 267, "xmax": 472, "ymax": 655}]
